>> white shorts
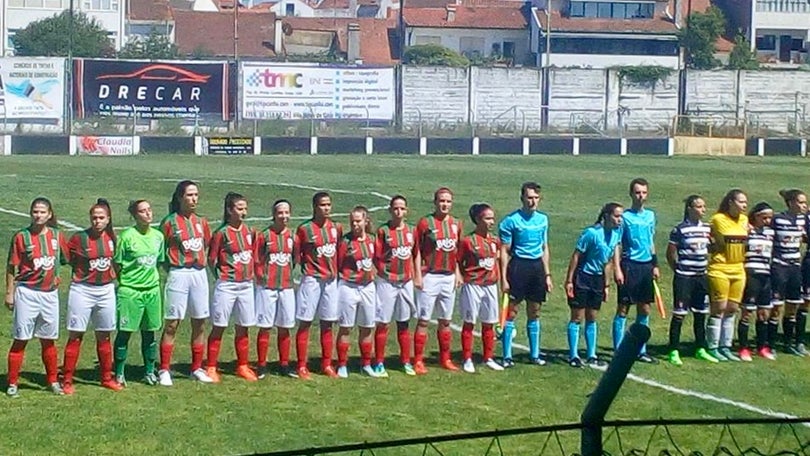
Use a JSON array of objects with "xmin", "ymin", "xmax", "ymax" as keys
[
  {"xmin": 255, "ymin": 287, "xmax": 296, "ymax": 329},
  {"xmin": 417, "ymin": 273, "xmax": 456, "ymax": 321},
  {"xmin": 210, "ymin": 280, "xmax": 256, "ymax": 328},
  {"xmin": 460, "ymin": 283, "xmax": 499, "ymax": 324},
  {"xmin": 165, "ymin": 268, "xmax": 210, "ymax": 320},
  {"xmin": 375, "ymin": 278, "xmax": 415, "ymax": 323},
  {"xmin": 338, "ymin": 281, "xmax": 376, "ymax": 328},
  {"xmin": 296, "ymin": 275, "xmax": 339, "ymax": 322},
  {"xmin": 12, "ymin": 286, "xmax": 59, "ymax": 341},
  {"xmin": 67, "ymin": 282, "xmax": 116, "ymax": 332}
]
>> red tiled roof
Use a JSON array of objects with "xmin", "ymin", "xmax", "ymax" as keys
[
  {"xmin": 535, "ymin": 9, "xmax": 677, "ymax": 34},
  {"xmin": 404, "ymin": 5, "xmax": 528, "ymax": 28},
  {"xmin": 715, "ymin": 35, "xmax": 734, "ymax": 52},
  {"xmin": 129, "ymin": 0, "xmax": 173, "ymax": 21},
  {"xmin": 173, "ymin": 10, "xmax": 277, "ymax": 56},
  {"xmin": 283, "ymin": 17, "xmax": 397, "ymax": 63}
]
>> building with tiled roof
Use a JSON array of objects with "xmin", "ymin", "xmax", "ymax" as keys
[{"xmin": 127, "ymin": 0, "xmax": 175, "ymax": 42}]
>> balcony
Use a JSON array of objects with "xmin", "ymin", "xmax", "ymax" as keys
[{"xmin": 756, "ymin": 0, "xmax": 810, "ymax": 13}]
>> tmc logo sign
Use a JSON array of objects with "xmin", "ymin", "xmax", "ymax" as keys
[{"xmin": 247, "ymin": 70, "xmax": 304, "ymax": 88}]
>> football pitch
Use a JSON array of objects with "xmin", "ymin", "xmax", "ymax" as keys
[{"xmin": 0, "ymin": 154, "xmax": 809, "ymax": 455}]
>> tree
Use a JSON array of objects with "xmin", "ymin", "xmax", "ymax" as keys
[
  {"xmin": 118, "ymin": 28, "xmax": 179, "ymax": 60},
  {"xmin": 13, "ymin": 10, "xmax": 114, "ymax": 57},
  {"xmin": 403, "ymin": 44, "xmax": 469, "ymax": 67},
  {"xmin": 678, "ymin": 6, "xmax": 725, "ymax": 70},
  {"xmin": 727, "ymin": 34, "xmax": 760, "ymax": 70}
]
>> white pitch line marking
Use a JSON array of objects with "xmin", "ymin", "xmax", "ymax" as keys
[
  {"xmin": 443, "ymin": 322, "xmax": 809, "ymax": 425},
  {"xmin": 0, "ymin": 207, "xmax": 83, "ymax": 231}
]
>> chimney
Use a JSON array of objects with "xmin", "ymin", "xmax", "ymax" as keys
[
  {"xmin": 349, "ymin": 0, "xmax": 358, "ymax": 16},
  {"xmin": 674, "ymin": 0, "xmax": 682, "ymax": 27},
  {"xmin": 274, "ymin": 18, "xmax": 284, "ymax": 55},
  {"xmin": 446, "ymin": 4, "xmax": 456, "ymax": 21},
  {"xmin": 347, "ymin": 22, "xmax": 361, "ymax": 62}
]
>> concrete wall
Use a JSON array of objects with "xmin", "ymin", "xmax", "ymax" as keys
[
  {"xmin": 618, "ymin": 72, "xmax": 679, "ymax": 133},
  {"xmin": 546, "ymin": 68, "xmax": 606, "ymax": 131},
  {"xmin": 402, "ymin": 66, "xmax": 470, "ymax": 126},
  {"xmin": 470, "ymin": 67, "xmax": 542, "ymax": 130}
]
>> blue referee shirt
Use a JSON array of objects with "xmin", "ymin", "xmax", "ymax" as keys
[
  {"xmin": 576, "ymin": 225, "xmax": 622, "ymax": 275},
  {"xmin": 499, "ymin": 209, "xmax": 548, "ymax": 260},
  {"xmin": 621, "ymin": 208, "xmax": 656, "ymax": 262}
]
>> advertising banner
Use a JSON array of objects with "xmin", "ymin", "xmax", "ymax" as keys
[
  {"xmin": 203, "ymin": 137, "xmax": 254, "ymax": 155},
  {"xmin": 74, "ymin": 59, "xmax": 230, "ymax": 120},
  {"xmin": 75, "ymin": 136, "xmax": 138, "ymax": 156},
  {"xmin": 0, "ymin": 58, "xmax": 65, "ymax": 120},
  {"xmin": 241, "ymin": 63, "xmax": 395, "ymax": 120}
]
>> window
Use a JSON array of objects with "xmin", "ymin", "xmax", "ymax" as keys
[
  {"xmin": 756, "ymin": 35, "xmax": 776, "ymax": 50},
  {"xmin": 44, "ymin": 0, "xmax": 62, "ymax": 7},
  {"xmin": 792, "ymin": 38, "xmax": 804, "ymax": 51},
  {"xmin": 25, "ymin": 0, "xmax": 43, "ymax": 6},
  {"xmin": 550, "ymin": 36, "xmax": 678, "ymax": 56},
  {"xmin": 503, "ymin": 41, "xmax": 515, "ymax": 58},
  {"xmin": 285, "ymin": 3, "xmax": 295, "ymax": 15},
  {"xmin": 8, "ymin": 0, "xmax": 24, "ymax": 6},
  {"xmin": 83, "ymin": 0, "xmax": 119, "ymax": 10},
  {"xmin": 491, "ymin": 42, "xmax": 501, "ymax": 56},
  {"xmin": 568, "ymin": 1, "xmax": 654, "ymax": 19}
]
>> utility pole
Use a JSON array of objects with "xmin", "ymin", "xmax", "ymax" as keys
[{"xmin": 544, "ymin": 6, "xmax": 551, "ymax": 67}]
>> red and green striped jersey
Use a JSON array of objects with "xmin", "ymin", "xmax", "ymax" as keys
[
  {"xmin": 209, "ymin": 223, "xmax": 255, "ymax": 282},
  {"xmin": 254, "ymin": 227, "xmax": 294, "ymax": 290},
  {"xmin": 68, "ymin": 229, "xmax": 116, "ymax": 285},
  {"xmin": 415, "ymin": 214, "xmax": 462, "ymax": 275},
  {"xmin": 375, "ymin": 222, "xmax": 415, "ymax": 283},
  {"xmin": 295, "ymin": 219, "xmax": 342, "ymax": 280},
  {"xmin": 338, "ymin": 233, "xmax": 376, "ymax": 285},
  {"xmin": 161, "ymin": 212, "xmax": 211, "ymax": 269},
  {"xmin": 7, "ymin": 226, "xmax": 68, "ymax": 292},
  {"xmin": 458, "ymin": 232, "xmax": 501, "ymax": 286}
]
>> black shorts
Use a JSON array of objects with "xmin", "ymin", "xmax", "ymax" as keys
[
  {"xmin": 771, "ymin": 263, "xmax": 802, "ymax": 305},
  {"xmin": 618, "ymin": 259, "xmax": 654, "ymax": 306},
  {"xmin": 507, "ymin": 257, "xmax": 547, "ymax": 304},
  {"xmin": 568, "ymin": 270, "xmax": 604, "ymax": 310},
  {"xmin": 672, "ymin": 274, "xmax": 708, "ymax": 315},
  {"xmin": 743, "ymin": 273, "xmax": 772, "ymax": 311},
  {"xmin": 801, "ymin": 258, "xmax": 810, "ymax": 298}
]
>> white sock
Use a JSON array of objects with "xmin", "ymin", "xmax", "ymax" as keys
[
  {"xmin": 721, "ymin": 314, "xmax": 736, "ymax": 349},
  {"xmin": 707, "ymin": 316, "xmax": 722, "ymax": 350}
]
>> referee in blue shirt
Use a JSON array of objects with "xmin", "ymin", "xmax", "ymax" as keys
[
  {"xmin": 613, "ymin": 178, "xmax": 659, "ymax": 363},
  {"xmin": 499, "ymin": 182, "xmax": 552, "ymax": 367}
]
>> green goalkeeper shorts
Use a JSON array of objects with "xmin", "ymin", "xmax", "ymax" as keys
[{"xmin": 117, "ymin": 285, "xmax": 163, "ymax": 332}]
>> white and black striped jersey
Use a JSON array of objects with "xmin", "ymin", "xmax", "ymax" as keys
[
  {"xmin": 745, "ymin": 226, "xmax": 774, "ymax": 274},
  {"xmin": 668, "ymin": 220, "xmax": 711, "ymax": 276},
  {"xmin": 772, "ymin": 212, "xmax": 805, "ymax": 266}
]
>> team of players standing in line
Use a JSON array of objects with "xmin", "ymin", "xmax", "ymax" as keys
[{"xmin": 2, "ymin": 178, "xmax": 804, "ymax": 396}]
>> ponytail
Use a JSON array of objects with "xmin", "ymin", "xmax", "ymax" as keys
[
  {"xmin": 682, "ymin": 194, "xmax": 702, "ymax": 221},
  {"xmin": 468, "ymin": 203, "xmax": 492, "ymax": 225},
  {"xmin": 223, "ymin": 192, "xmax": 246, "ymax": 223},
  {"xmin": 595, "ymin": 202, "xmax": 623, "ymax": 225},
  {"xmin": 91, "ymin": 198, "xmax": 116, "ymax": 241}
]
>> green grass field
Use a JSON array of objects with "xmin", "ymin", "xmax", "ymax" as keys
[{"xmin": 1, "ymin": 155, "xmax": 810, "ymax": 456}]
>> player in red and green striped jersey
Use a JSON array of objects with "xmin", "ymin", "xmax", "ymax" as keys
[
  {"xmin": 159, "ymin": 180, "xmax": 214, "ymax": 386},
  {"xmin": 413, "ymin": 187, "xmax": 463, "ymax": 374},
  {"xmin": 207, "ymin": 192, "xmax": 258, "ymax": 382},
  {"xmin": 61, "ymin": 199, "xmax": 122, "ymax": 395},
  {"xmin": 458, "ymin": 203, "xmax": 505, "ymax": 374},
  {"xmin": 336, "ymin": 206, "xmax": 378, "ymax": 378},
  {"xmin": 253, "ymin": 199, "xmax": 296, "ymax": 379},
  {"xmin": 5, "ymin": 197, "xmax": 68, "ymax": 397},
  {"xmin": 373, "ymin": 195, "xmax": 417, "ymax": 377},
  {"xmin": 294, "ymin": 192, "xmax": 343, "ymax": 380}
]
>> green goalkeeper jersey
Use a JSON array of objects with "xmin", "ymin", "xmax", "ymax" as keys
[{"xmin": 114, "ymin": 226, "xmax": 165, "ymax": 289}]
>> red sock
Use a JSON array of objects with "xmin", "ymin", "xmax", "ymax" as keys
[
  {"xmin": 96, "ymin": 339, "xmax": 113, "ymax": 382},
  {"xmin": 278, "ymin": 330, "xmax": 291, "ymax": 367},
  {"xmin": 191, "ymin": 343, "xmax": 205, "ymax": 372},
  {"xmin": 159, "ymin": 342, "xmax": 174, "ymax": 371},
  {"xmin": 374, "ymin": 325, "xmax": 388, "ymax": 365},
  {"xmin": 482, "ymin": 323, "xmax": 495, "ymax": 360},
  {"xmin": 296, "ymin": 327, "xmax": 309, "ymax": 369},
  {"xmin": 414, "ymin": 331, "xmax": 427, "ymax": 363},
  {"xmin": 207, "ymin": 335, "xmax": 222, "ymax": 369},
  {"xmin": 397, "ymin": 326, "xmax": 411, "ymax": 365},
  {"xmin": 320, "ymin": 325, "xmax": 333, "ymax": 370},
  {"xmin": 256, "ymin": 330, "xmax": 270, "ymax": 367},
  {"xmin": 360, "ymin": 340, "xmax": 373, "ymax": 367},
  {"xmin": 62, "ymin": 338, "xmax": 82, "ymax": 384},
  {"xmin": 235, "ymin": 332, "xmax": 249, "ymax": 368},
  {"xmin": 461, "ymin": 323, "xmax": 474, "ymax": 361},
  {"xmin": 438, "ymin": 329, "xmax": 452, "ymax": 364},
  {"xmin": 337, "ymin": 340, "xmax": 350, "ymax": 367},
  {"xmin": 41, "ymin": 339, "xmax": 58, "ymax": 384},
  {"xmin": 7, "ymin": 340, "xmax": 26, "ymax": 386}
]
